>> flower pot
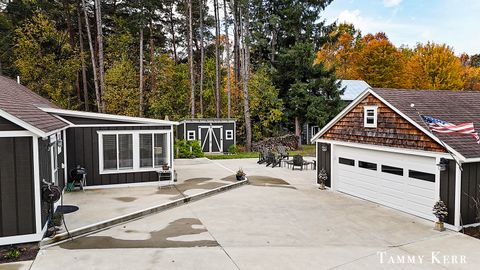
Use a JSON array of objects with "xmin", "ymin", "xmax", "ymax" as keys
[
  {"xmin": 236, "ymin": 175, "xmax": 245, "ymax": 181},
  {"xmin": 434, "ymin": 221, "xmax": 445, "ymax": 231}
]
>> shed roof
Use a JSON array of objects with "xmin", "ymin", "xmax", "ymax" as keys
[
  {"xmin": 337, "ymin": 80, "xmax": 371, "ymax": 101},
  {"xmin": 180, "ymin": 118, "xmax": 236, "ymax": 123},
  {"xmin": 0, "ymin": 75, "xmax": 68, "ymax": 135}
]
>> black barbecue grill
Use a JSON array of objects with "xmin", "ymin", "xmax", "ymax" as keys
[{"xmin": 68, "ymin": 165, "xmax": 86, "ymax": 191}]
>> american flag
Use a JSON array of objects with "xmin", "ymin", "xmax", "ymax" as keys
[{"xmin": 421, "ymin": 115, "xmax": 480, "ymax": 143}]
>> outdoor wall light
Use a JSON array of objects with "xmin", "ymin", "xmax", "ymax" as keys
[
  {"xmin": 436, "ymin": 158, "xmax": 448, "ymax": 171},
  {"xmin": 321, "ymin": 144, "xmax": 328, "ymax": 152}
]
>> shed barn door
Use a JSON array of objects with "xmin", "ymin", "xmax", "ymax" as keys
[
  {"xmin": 333, "ymin": 145, "xmax": 437, "ymax": 221},
  {"xmin": 198, "ymin": 126, "xmax": 223, "ymax": 153}
]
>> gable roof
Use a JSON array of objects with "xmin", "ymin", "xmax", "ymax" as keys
[
  {"xmin": 312, "ymin": 88, "xmax": 480, "ymax": 161},
  {"xmin": 39, "ymin": 108, "xmax": 179, "ymax": 126},
  {"xmin": 337, "ymin": 80, "xmax": 371, "ymax": 101},
  {"xmin": 0, "ymin": 75, "xmax": 68, "ymax": 136}
]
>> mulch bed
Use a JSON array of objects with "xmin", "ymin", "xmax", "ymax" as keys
[
  {"xmin": 463, "ymin": 226, "xmax": 480, "ymax": 240},
  {"xmin": 0, "ymin": 243, "xmax": 39, "ymax": 264}
]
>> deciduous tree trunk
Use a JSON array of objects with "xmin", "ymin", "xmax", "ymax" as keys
[
  {"xmin": 223, "ymin": 0, "xmax": 231, "ymax": 118},
  {"xmin": 139, "ymin": 26, "xmax": 144, "ymax": 117},
  {"xmin": 199, "ymin": 0, "xmax": 204, "ymax": 116},
  {"xmin": 95, "ymin": 0, "xmax": 105, "ymax": 112},
  {"xmin": 169, "ymin": 3, "xmax": 178, "ymax": 63},
  {"xmin": 214, "ymin": 0, "xmax": 221, "ymax": 118},
  {"xmin": 63, "ymin": 0, "xmax": 81, "ymax": 104},
  {"xmin": 149, "ymin": 19, "xmax": 156, "ymax": 94},
  {"xmin": 240, "ymin": 6, "xmax": 252, "ymax": 151},
  {"xmin": 77, "ymin": 1, "xmax": 89, "ymax": 111},
  {"xmin": 81, "ymin": 0, "xmax": 101, "ymax": 112},
  {"xmin": 295, "ymin": 117, "xmax": 302, "ymax": 147},
  {"xmin": 188, "ymin": 0, "xmax": 195, "ymax": 118}
]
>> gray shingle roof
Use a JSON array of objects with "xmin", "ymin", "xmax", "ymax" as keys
[
  {"xmin": 0, "ymin": 75, "xmax": 68, "ymax": 134},
  {"xmin": 372, "ymin": 88, "xmax": 480, "ymax": 159},
  {"xmin": 338, "ymin": 80, "xmax": 371, "ymax": 101}
]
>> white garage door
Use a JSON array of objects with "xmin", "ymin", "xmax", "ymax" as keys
[{"xmin": 333, "ymin": 145, "xmax": 437, "ymax": 221}]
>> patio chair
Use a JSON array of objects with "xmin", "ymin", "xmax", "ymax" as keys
[
  {"xmin": 277, "ymin": 145, "xmax": 289, "ymax": 160},
  {"xmin": 265, "ymin": 150, "xmax": 276, "ymax": 167},
  {"xmin": 257, "ymin": 148, "xmax": 268, "ymax": 164},
  {"xmin": 291, "ymin": 155, "xmax": 304, "ymax": 170}
]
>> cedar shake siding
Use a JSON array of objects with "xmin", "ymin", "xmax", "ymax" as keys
[
  {"xmin": 0, "ymin": 137, "xmax": 35, "ymax": 237},
  {"xmin": 66, "ymin": 126, "xmax": 170, "ymax": 186},
  {"xmin": 322, "ymin": 94, "xmax": 446, "ymax": 153}
]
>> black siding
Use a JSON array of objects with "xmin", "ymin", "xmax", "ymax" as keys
[
  {"xmin": 176, "ymin": 123, "xmax": 185, "ymax": 141},
  {"xmin": 0, "ymin": 117, "xmax": 24, "ymax": 131},
  {"xmin": 439, "ymin": 160, "xmax": 456, "ymax": 225},
  {"xmin": 38, "ymin": 138, "xmax": 51, "ymax": 225},
  {"xmin": 66, "ymin": 126, "xmax": 170, "ymax": 186},
  {"xmin": 316, "ymin": 143, "xmax": 331, "ymax": 187},
  {"xmin": 0, "ymin": 137, "xmax": 35, "ymax": 237},
  {"xmin": 461, "ymin": 162, "xmax": 480, "ymax": 225}
]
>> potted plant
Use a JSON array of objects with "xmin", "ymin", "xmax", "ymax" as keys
[
  {"xmin": 432, "ymin": 200, "xmax": 448, "ymax": 231},
  {"xmin": 236, "ymin": 168, "xmax": 246, "ymax": 181},
  {"xmin": 162, "ymin": 163, "xmax": 170, "ymax": 171}
]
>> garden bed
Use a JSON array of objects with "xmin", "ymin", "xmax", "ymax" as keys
[
  {"xmin": 463, "ymin": 226, "xmax": 480, "ymax": 240},
  {"xmin": 0, "ymin": 243, "xmax": 39, "ymax": 264}
]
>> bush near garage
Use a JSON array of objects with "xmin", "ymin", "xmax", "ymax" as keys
[{"xmin": 175, "ymin": 139, "xmax": 204, "ymax": 158}]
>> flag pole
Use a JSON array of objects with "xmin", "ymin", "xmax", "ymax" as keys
[{"xmin": 410, "ymin": 103, "xmax": 463, "ymax": 171}]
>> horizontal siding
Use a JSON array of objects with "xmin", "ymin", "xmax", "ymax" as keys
[
  {"xmin": 322, "ymin": 94, "xmax": 446, "ymax": 153},
  {"xmin": 0, "ymin": 116, "xmax": 24, "ymax": 131},
  {"xmin": 67, "ymin": 126, "xmax": 170, "ymax": 186},
  {"xmin": 0, "ymin": 137, "xmax": 35, "ymax": 237}
]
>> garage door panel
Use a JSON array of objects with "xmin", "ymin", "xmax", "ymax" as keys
[{"xmin": 334, "ymin": 145, "xmax": 437, "ymax": 222}]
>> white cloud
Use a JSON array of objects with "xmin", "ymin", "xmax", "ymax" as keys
[{"xmin": 383, "ymin": 0, "xmax": 402, "ymax": 7}]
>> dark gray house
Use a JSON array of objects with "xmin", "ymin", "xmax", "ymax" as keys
[
  {"xmin": 177, "ymin": 119, "xmax": 236, "ymax": 153},
  {"xmin": 0, "ymin": 76, "xmax": 177, "ymax": 245},
  {"xmin": 313, "ymin": 88, "xmax": 480, "ymax": 231}
]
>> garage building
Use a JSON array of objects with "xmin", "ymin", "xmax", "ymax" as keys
[{"xmin": 312, "ymin": 88, "xmax": 480, "ymax": 231}]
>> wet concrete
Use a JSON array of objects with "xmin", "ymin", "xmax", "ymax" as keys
[
  {"xmin": 59, "ymin": 218, "xmax": 218, "ymax": 249},
  {"xmin": 114, "ymin": 197, "xmax": 138, "ymax": 202},
  {"xmin": 246, "ymin": 175, "xmax": 297, "ymax": 190},
  {"xmin": 175, "ymin": 178, "xmax": 229, "ymax": 193}
]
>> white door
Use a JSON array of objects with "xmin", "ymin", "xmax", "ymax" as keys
[
  {"xmin": 333, "ymin": 145, "xmax": 437, "ymax": 221},
  {"xmin": 198, "ymin": 126, "xmax": 223, "ymax": 153}
]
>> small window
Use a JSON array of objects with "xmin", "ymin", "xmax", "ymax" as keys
[
  {"xmin": 226, "ymin": 130, "xmax": 234, "ymax": 140},
  {"xmin": 339, "ymin": 157, "xmax": 354, "ymax": 166},
  {"xmin": 382, "ymin": 165, "xmax": 403, "ymax": 176},
  {"xmin": 409, "ymin": 170, "xmax": 435, "ymax": 182},
  {"xmin": 187, "ymin": 130, "xmax": 195, "ymax": 141},
  {"xmin": 364, "ymin": 106, "xmax": 378, "ymax": 128},
  {"xmin": 359, "ymin": 161, "xmax": 377, "ymax": 171}
]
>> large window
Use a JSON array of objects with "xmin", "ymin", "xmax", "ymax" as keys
[{"xmin": 99, "ymin": 130, "xmax": 170, "ymax": 174}]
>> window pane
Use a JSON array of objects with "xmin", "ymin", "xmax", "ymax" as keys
[
  {"xmin": 359, "ymin": 161, "xmax": 377, "ymax": 170},
  {"xmin": 103, "ymin": 135, "xmax": 117, "ymax": 170},
  {"xmin": 366, "ymin": 117, "xmax": 374, "ymax": 124},
  {"xmin": 339, "ymin": 157, "xmax": 354, "ymax": 166},
  {"xmin": 140, "ymin": 134, "xmax": 153, "ymax": 168},
  {"xmin": 382, "ymin": 165, "xmax": 403, "ymax": 176},
  {"xmin": 154, "ymin": 133, "xmax": 168, "ymax": 167},
  {"xmin": 409, "ymin": 170, "xmax": 435, "ymax": 182},
  {"xmin": 118, "ymin": 134, "xmax": 133, "ymax": 169}
]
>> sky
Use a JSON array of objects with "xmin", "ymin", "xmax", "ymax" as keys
[{"xmin": 321, "ymin": 0, "xmax": 480, "ymax": 55}]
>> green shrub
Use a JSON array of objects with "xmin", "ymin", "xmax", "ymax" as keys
[
  {"xmin": 4, "ymin": 247, "xmax": 21, "ymax": 260},
  {"xmin": 175, "ymin": 139, "xmax": 204, "ymax": 158},
  {"xmin": 228, "ymin": 144, "xmax": 238, "ymax": 154}
]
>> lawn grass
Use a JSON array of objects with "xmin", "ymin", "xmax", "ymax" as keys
[{"xmin": 205, "ymin": 144, "xmax": 316, "ymax": 160}]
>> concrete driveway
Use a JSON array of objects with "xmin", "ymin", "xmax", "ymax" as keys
[{"xmin": 31, "ymin": 158, "xmax": 480, "ymax": 269}]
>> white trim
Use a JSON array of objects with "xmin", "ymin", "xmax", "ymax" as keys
[
  {"xmin": 183, "ymin": 122, "xmax": 187, "ymax": 141},
  {"xmin": 363, "ymin": 105, "xmax": 377, "ymax": 128},
  {"xmin": 0, "ymin": 130, "xmax": 35, "ymax": 137},
  {"xmin": 40, "ymin": 107, "xmax": 179, "ymax": 126},
  {"xmin": 65, "ymin": 124, "xmax": 171, "ymax": 128},
  {"xmin": 187, "ymin": 130, "xmax": 196, "ymax": 141},
  {"xmin": 0, "ymin": 232, "xmax": 44, "ymax": 246},
  {"xmin": 234, "ymin": 121, "xmax": 237, "ymax": 146},
  {"xmin": 310, "ymin": 88, "xmax": 466, "ymax": 161},
  {"xmin": 97, "ymin": 130, "xmax": 172, "ymax": 175},
  {"xmin": 0, "ymin": 108, "xmax": 47, "ymax": 137},
  {"xmin": 454, "ymin": 162, "xmax": 462, "ymax": 227},
  {"xmin": 434, "ymin": 157, "xmax": 441, "ymax": 202},
  {"xmin": 317, "ymin": 139, "xmax": 451, "ymax": 159},
  {"xmin": 180, "ymin": 119, "xmax": 236, "ymax": 124},
  {"xmin": 63, "ymin": 129, "xmax": 67, "ymax": 184},
  {"xmin": 32, "ymin": 135, "xmax": 42, "ymax": 235},
  {"xmin": 225, "ymin": 130, "xmax": 234, "ymax": 140}
]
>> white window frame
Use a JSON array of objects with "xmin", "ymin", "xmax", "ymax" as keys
[
  {"xmin": 187, "ymin": 130, "xmax": 196, "ymax": 141},
  {"xmin": 225, "ymin": 130, "xmax": 234, "ymax": 140},
  {"xmin": 364, "ymin": 106, "xmax": 378, "ymax": 128},
  {"xmin": 98, "ymin": 130, "xmax": 171, "ymax": 175}
]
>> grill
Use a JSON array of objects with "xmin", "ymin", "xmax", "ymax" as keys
[{"xmin": 68, "ymin": 165, "xmax": 86, "ymax": 191}]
